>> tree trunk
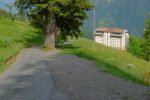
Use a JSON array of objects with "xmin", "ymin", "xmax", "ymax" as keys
[{"xmin": 43, "ymin": 14, "xmax": 56, "ymax": 49}]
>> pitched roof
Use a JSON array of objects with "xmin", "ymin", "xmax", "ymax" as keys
[{"xmin": 95, "ymin": 28, "xmax": 126, "ymax": 33}]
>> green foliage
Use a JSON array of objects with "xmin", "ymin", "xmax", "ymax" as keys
[
  {"xmin": 128, "ymin": 36, "xmax": 141, "ymax": 56},
  {"xmin": 16, "ymin": 9, "xmax": 26, "ymax": 21},
  {"xmin": 55, "ymin": 30, "xmax": 64, "ymax": 44},
  {"xmin": 0, "ymin": 9, "xmax": 6, "ymax": 17},
  {"xmin": 0, "ymin": 18, "xmax": 42, "ymax": 72},
  {"xmin": 15, "ymin": 0, "xmax": 94, "ymax": 39},
  {"xmin": 141, "ymin": 15, "xmax": 150, "ymax": 61},
  {"xmin": 62, "ymin": 38, "xmax": 150, "ymax": 85},
  {"xmin": 0, "ymin": 9, "xmax": 11, "ymax": 19},
  {"xmin": 79, "ymin": 32, "xmax": 84, "ymax": 37},
  {"xmin": 55, "ymin": 0, "xmax": 94, "ymax": 38}
]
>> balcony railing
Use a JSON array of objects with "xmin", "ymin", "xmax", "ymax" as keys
[
  {"xmin": 110, "ymin": 34, "xmax": 122, "ymax": 37},
  {"xmin": 94, "ymin": 33, "xmax": 103, "ymax": 36}
]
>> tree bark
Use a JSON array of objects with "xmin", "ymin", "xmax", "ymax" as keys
[{"xmin": 43, "ymin": 14, "xmax": 56, "ymax": 49}]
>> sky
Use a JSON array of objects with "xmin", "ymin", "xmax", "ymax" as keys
[
  {"xmin": 0, "ymin": 0, "xmax": 17, "ymax": 13},
  {"xmin": 0, "ymin": 0, "xmax": 15, "ymax": 8}
]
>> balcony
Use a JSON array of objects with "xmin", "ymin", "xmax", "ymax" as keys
[
  {"xmin": 110, "ymin": 33, "xmax": 122, "ymax": 37},
  {"xmin": 94, "ymin": 32, "xmax": 103, "ymax": 36}
]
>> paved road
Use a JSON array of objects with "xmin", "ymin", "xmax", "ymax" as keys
[
  {"xmin": 0, "ymin": 48, "xmax": 149, "ymax": 100},
  {"xmin": 0, "ymin": 48, "xmax": 56, "ymax": 100}
]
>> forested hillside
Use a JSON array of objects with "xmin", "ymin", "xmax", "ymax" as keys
[{"xmin": 83, "ymin": 0, "xmax": 150, "ymax": 38}]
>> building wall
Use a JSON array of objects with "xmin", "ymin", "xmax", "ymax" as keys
[{"xmin": 95, "ymin": 31, "xmax": 129, "ymax": 50}]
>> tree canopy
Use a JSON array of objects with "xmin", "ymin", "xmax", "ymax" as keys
[
  {"xmin": 141, "ymin": 15, "xmax": 150, "ymax": 61},
  {"xmin": 128, "ymin": 36, "xmax": 141, "ymax": 56},
  {"xmin": 15, "ymin": 0, "xmax": 93, "ymax": 47}
]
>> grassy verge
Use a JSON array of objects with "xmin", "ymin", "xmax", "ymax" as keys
[
  {"xmin": 61, "ymin": 38, "xmax": 150, "ymax": 85},
  {"xmin": 0, "ymin": 18, "xmax": 42, "ymax": 72}
]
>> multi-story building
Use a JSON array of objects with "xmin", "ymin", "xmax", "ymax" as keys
[{"xmin": 94, "ymin": 28, "xmax": 130, "ymax": 50}]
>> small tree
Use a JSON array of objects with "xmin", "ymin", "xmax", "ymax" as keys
[
  {"xmin": 0, "ymin": 9, "xmax": 14, "ymax": 19},
  {"xmin": 128, "ymin": 36, "xmax": 141, "ymax": 56}
]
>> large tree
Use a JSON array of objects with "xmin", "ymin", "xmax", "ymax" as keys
[
  {"xmin": 15, "ymin": 0, "xmax": 93, "ymax": 48},
  {"xmin": 141, "ymin": 15, "xmax": 150, "ymax": 62}
]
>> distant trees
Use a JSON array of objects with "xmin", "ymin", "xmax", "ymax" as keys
[
  {"xmin": 0, "ymin": 9, "xmax": 6, "ymax": 17},
  {"xmin": 15, "ymin": 0, "xmax": 93, "ymax": 49},
  {"xmin": 0, "ymin": 9, "xmax": 12, "ymax": 19},
  {"xmin": 0, "ymin": 4, "xmax": 17, "ymax": 21},
  {"xmin": 5, "ymin": 4, "xmax": 14, "ymax": 17}
]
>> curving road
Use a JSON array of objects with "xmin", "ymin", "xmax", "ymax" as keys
[{"xmin": 0, "ymin": 48, "xmax": 149, "ymax": 100}]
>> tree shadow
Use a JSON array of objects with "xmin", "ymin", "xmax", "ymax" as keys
[{"xmin": 56, "ymin": 43, "xmax": 80, "ymax": 50}]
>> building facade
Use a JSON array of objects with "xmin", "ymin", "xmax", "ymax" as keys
[{"xmin": 94, "ymin": 28, "xmax": 130, "ymax": 50}]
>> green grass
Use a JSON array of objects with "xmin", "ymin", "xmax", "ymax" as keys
[
  {"xmin": 61, "ymin": 38, "xmax": 150, "ymax": 85},
  {"xmin": 0, "ymin": 18, "xmax": 42, "ymax": 72}
]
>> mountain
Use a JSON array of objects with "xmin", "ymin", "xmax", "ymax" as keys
[
  {"xmin": 83, "ymin": 0, "xmax": 150, "ymax": 38},
  {"xmin": 1, "ymin": 0, "xmax": 149, "ymax": 38}
]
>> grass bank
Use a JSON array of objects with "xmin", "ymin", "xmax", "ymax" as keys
[
  {"xmin": 0, "ymin": 18, "xmax": 42, "ymax": 72},
  {"xmin": 61, "ymin": 38, "xmax": 150, "ymax": 85}
]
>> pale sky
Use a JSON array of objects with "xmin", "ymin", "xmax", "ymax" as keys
[
  {"xmin": 0, "ymin": 0, "xmax": 17, "ymax": 13},
  {"xmin": 0, "ymin": 0, "xmax": 15, "ymax": 8}
]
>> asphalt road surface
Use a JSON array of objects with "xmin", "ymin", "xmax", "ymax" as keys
[{"xmin": 0, "ymin": 48, "xmax": 149, "ymax": 100}]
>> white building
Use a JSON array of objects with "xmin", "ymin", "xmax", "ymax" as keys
[{"xmin": 94, "ymin": 28, "xmax": 130, "ymax": 50}]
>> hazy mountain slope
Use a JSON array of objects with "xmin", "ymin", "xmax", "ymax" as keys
[
  {"xmin": 83, "ymin": 0, "xmax": 150, "ymax": 38},
  {"xmin": 1, "ymin": 0, "xmax": 149, "ymax": 38}
]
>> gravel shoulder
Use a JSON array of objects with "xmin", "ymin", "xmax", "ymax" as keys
[{"xmin": 0, "ymin": 48, "xmax": 149, "ymax": 100}]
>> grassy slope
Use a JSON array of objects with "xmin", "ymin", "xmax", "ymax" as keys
[
  {"xmin": 0, "ymin": 18, "xmax": 42, "ymax": 72},
  {"xmin": 62, "ymin": 38, "xmax": 150, "ymax": 85}
]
